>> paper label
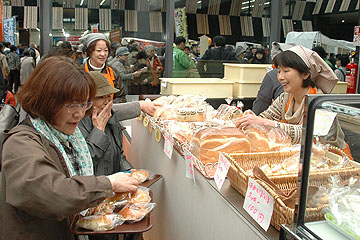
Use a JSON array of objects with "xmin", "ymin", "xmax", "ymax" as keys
[
  {"xmin": 243, "ymin": 178, "xmax": 274, "ymax": 231},
  {"xmin": 149, "ymin": 121, "xmax": 153, "ymax": 133},
  {"xmin": 214, "ymin": 152, "xmax": 231, "ymax": 190},
  {"xmin": 143, "ymin": 116, "xmax": 149, "ymax": 127},
  {"xmin": 313, "ymin": 109, "xmax": 337, "ymax": 136},
  {"xmin": 184, "ymin": 149, "xmax": 195, "ymax": 182},
  {"xmin": 138, "ymin": 113, "xmax": 143, "ymax": 121},
  {"xmin": 163, "ymin": 133, "xmax": 174, "ymax": 159},
  {"xmin": 154, "ymin": 128, "xmax": 162, "ymax": 143},
  {"xmin": 161, "ymin": 80, "xmax": 167, "ymax": 88}
]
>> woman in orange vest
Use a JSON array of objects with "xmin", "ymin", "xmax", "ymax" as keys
[
  {"xmin": 80, "ymin": 33, "xmax": 126, "ymax": 103},
  {"xmin": 236, "ymin": 46, "xmax": 349, "ymax": 154}
]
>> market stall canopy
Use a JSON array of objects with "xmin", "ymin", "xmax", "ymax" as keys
[{"xmin": 285, "ymin": 31, "xmax": 355, "ymax": 54}]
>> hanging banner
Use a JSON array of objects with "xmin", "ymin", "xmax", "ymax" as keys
[
  {"xmin": 0, "ymin": 0, "xmax": 3, "ymax": 42},
  {"xmin": 3, "ymin": 17, "xmax": 15, "ymax": 45},
  {"xmin": 354, "ymin": 26, "xmax": 360, "ymax": 46},
  {"xmin": 174, "ymin": 8, "xmax": 187, "ymax": 41},
  {"xmin": 91, "ymin": 24, "xmax": 99, "ymax": 33}
]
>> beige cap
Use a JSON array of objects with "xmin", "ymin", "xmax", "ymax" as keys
[
  {"xmin": 88, "ymin": 71, "xmax": 119, "ymax": 97},
  {"xmin": 289, "ymin": 45, "xmax": 338, "ymax": 94}
]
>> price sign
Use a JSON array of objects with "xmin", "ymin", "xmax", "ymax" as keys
[
  {"xmin": 214, "ymin": 152, "xmax": 231, "ymax": 190},
  {"xmin": 149, "ymin": 121, "xmax": 153, "ymax": 133},
  {"xmin": 163, "ymin": 133, "xmax": 174, "ymax": 159},
  {"xmin": 184, "ymin": 149, "xmax": 195, "ymax": 182},
  {"xmin": 313, "ymin": 109, "xmax": 337, "ymax": 136},
  {"xmin": 243, "ymin": 178, "xmax": 274, "ymax": 231},
  {"xmin": 154, "ymin": 128, "xmax": 162, "ymax": 143},
  {"xmin": 143, "ymin": 116, "xmax": 149, "ymax": 127}
]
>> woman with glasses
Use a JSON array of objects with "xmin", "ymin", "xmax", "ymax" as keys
[{"xmin": 1, "ymin": 57, "xmax": 139, "ymax": 240}]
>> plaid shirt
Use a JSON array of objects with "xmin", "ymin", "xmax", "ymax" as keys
[{"xmin": 6, "ymin": 52, "xmax": 20, "ymax": 71}]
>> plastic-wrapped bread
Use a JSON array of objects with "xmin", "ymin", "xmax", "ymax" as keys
[
  {"xmin": 130, "ymin": 186, "xmax": 151, "ymax": 204},
  {"xmin": 118, "ymin": 203, "xmax": 157, "ymax": 223},
  {"xmin": 76, "ymin": 214, "xmax": 124, "ymax": 231},
  {"xmin": 130, "ymin": 169, "xmax": 155, "ymax": 184}
]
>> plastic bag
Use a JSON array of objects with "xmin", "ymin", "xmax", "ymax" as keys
[
  {"xmin": 76, "ymin": 214, "xmax": 124, "ymax": 231},
  {"xmin": 214, "ymin": 103, "xmax": 243, "ymax": 121},
  {"xmin": 130, "ymin": 169, "xmax": 155, "ymax": 184},
  {"xmin": 85, "ymin": 201, "xmax": 116, "ymax": 216},
  {"xmin": 118, "ymin": 203, "xmax": 157, "ymax": 223},
  {"xmin": 130, "ymin": 186, "xmax": 151, "ymax": 204}
]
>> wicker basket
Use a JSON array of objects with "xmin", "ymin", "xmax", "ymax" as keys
[{"xmin": 254, "ymin": 178, "xmax": 325, "ymax": 230}]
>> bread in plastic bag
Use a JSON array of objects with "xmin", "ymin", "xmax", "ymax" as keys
[
  {"xmin": 130, "ymin": 186, "xmax": 151, "ymax": 204},
  {"xmin": 130, "ymin": 169, "xmax": 155, "ymax": 184},
  {"xmin": 76, "ymin": 214, "xmax": 124, "ymax": 231},
  {"xmin": 118, "ymin": 203, "xmax": 156, "ymax": 223},
  {"xmin": 85, "ymin": 201, "xmax": 116, "ymax": 216}
]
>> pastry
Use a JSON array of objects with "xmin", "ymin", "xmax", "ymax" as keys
[
  {"xmin": 131, "ymin": 169, "xmax": 149, "ymax": 183},
  {"xmin": 86, "ymin": 201, "xmax": 115, "ymax": 216},
  {"xmin": 118, "ymin": 204, "xmax": 149, "ymax": 222},
  {"xmin": 76, "ymin": 214, "xmax": 121, "ymax": 231},
  {"xmin": 130, "ymin": 188, "xmax": 151, "ymax": 204},
  {"xmin": 105, "ymin": 192, "xmax": 130, "ymax": 203}
]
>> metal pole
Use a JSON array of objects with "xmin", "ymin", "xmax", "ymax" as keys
[
  {"xmin": 163, "ymin": 0, "xmax": 175, "ymax": 78},
  {"xmin": 39, "ymin": 0, "xmax": 52, "ymax": 56},
  {"xmin": 269, "ymin": 0, "xmax": 282, "ymax": 62},
  {"xmin": 357, "ymin": 10, "xmax": 360, "ymax": 93}
]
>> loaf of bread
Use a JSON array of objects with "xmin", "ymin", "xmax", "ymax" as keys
[
  {"xmin": 86, "ymin": 201, "xmax": 115, "ymax": 216},
  {"xmin": 130, "ymin": 188, "xmax": 151, "ymax": 204},
  {"xmin": 130, "ymin": 169, "xmax": 150, "ymax": 183},
  {"xmin": 118, "ymin": 204, "xmax": 150, "ymax": 222},
  {"xmin": 76, "ymin": 214, "xmax": 123, "ymax": 231}
]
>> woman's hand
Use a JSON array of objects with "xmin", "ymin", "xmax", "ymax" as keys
[
  {"xmin": 139, "ymin": 101, "xmax": 162, "ymax": 116},
  {"xmin": 235, "ymin": 110, "xmax": 273, "ymax": 129},
  {"xmin": 92, "ymin": 101, "xmax": 113, "ymax": 132},
  {"xmin": 106, "ymin": 172, "xmax": 139, "ymax": 193}
]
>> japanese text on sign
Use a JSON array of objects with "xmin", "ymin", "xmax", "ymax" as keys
[
  {"xmin": 184, "ymin": 149, "xmax": 195, "ymax": 183},
  {"xmin": 214, "ymin": 152, "xmax": 231, "ymax": 190},
  {"xmin": 163, "ymin": 133, "xmax": 174, "ymax": 159},
  {"xmin": 243, "ymin": 177, "xmax": 274, "ymax": 231}
]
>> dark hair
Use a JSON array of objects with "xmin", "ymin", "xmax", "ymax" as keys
[
  {"xmin": 4, "ymin": 42, "xmax": 10, "ymax": 48},
  {"xmin": 312, "ymin": 46, "xmax": 327, "ymax": 58},
  {"xmin": 136, "ymin": 50, "xmax": 149, "ymax": 60},
  {"xmin": 184, "ymin": 46, "xmax": 190, "ymax": 51},
  {"xmin": 175, "ymin": 36, "xmax": 186, "ymax": 46},
  {"xmin": 209, "ymin": 43, "xmax": 215, "ymax": 49},
  {"xmin": 213, "ymin": 36, "xmax": 226, "ymax": 47},
  {"xmin": 10, "ymin": 45, "xmax": 17, "ymax": 52},
  {"xmin": 17, "ymin": 57, "xmax": 96, "ymax": 124},
  {"xmin": 45, "ymin": 47, "xmax": 77, "ymax": 62},
  {"xmin": 0, "ymin": 43, "xmax": 4, "ymax": 53},
  {"xmin": 86, "ymin": 39, "xmax": 111, "ymax": 57},
  {"xmin": 273, "ymin": 50, "xmax": 314, "ymax": 88},
  {"xmin": 337, "ymin": 55, "xmax": 350, "ymax": 67},
  {"xmin": 59, "ymin": 41, "xmax": 72, "ymax": 50}
]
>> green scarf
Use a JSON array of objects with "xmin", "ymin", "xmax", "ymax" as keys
[{"xmin": 30, "ymin": 116, "xmax": 94, "ymax": 177}]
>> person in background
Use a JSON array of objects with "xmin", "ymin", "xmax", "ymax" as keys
[
  {"xmin": 145, "ymin": 45, "xmax": 163, "ymax": 94},
  {"xmin": 1, "ymin": 56, "xmax": 139, "ymax": 240},
  {"xmin": 0, "ymin": 43, "xmax": 10, "ymax": 79},
  {"xmin": 6, "ymin": 45, "xmax": 20, "ymax": 94},
  {"xmin": 328, "ymin": 53, "xmax": 337, "ymax": 68},
  {"xmin": 312, "ymin": 46, "xmax": 336, "ymax": 71},
  {"xmin": 197, "ymin": 35, "xmax": 237, "ymax": 78},
  {"xmin": 237, "ymin": 46, "xmax": 345, "ymax": 149},
  {"xmin": 251, "ymin": 48, "xmax": 266, "ymax": 64},
  {"xmin": 235, "ymin": 46, "xmax": 249, "ymax": 63},
  {"xmin": 80, "ymin": 33, "xmax": 126, "ymax": 103},
  {"xmin": 58, "ymin": 41, "xmax": 72, "ymax": 50},
  {"xmin": 334, "ymin": 55, "xmax": 349, "ymax": 82},
  {"xmin": 191, "ymin": 42, "xmax": 200, "ymax": 59},
  {"xmin": 20, "ymin": 48, "xmax": 35, "ymax": 86},
  {"xmin": 3, "ymin": 42, "xmax": 10, "ymax": 55},
  {"xmin": 29, "ymin": 42, "xmax": 41, "ymax": 65},
  {"xmin": 173, "ymin": 36, "xmax": 192, "ymax": 78},
  {"xmin": 0, "ymin": 67, "xmax": 16, "ymax": 107},
  {"xmin": 184, "ymin": 46, "xmax": 191, "ymax": 56},
  {"xmin": 107, "ymin": 42, "xmax": 121, "ymax": 64},
  {"xmin": 110, "ymin": 47, "xmax": 143, "ymax": 95},
  {"xmin": 130, "ymin": 50, "xmax": 153, "ymax": 94}
]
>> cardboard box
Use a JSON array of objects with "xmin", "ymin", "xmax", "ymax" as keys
[
  {"xmin": 160, "ymin": 78, "xmax": 233, "ymax": 98},
  {"xmin": 331, "ymin": 82, "xmax": 347, "ymax": 94}
]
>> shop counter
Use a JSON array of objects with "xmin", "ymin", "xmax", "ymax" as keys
[{"xmin": 126, "ymin": 119, "xmax": 279, "ymax": 240}]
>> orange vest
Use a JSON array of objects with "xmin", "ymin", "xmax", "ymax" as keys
[{"xmin": 85, "ymin": 62, "xmax": 115, "ymax": 98}]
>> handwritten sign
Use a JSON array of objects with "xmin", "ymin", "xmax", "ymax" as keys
[
  {"xmin": 154, "ymin": 128, "xmax": 162, "ymax": 143},
  {"xmin": 184, "ymin": 149, "xmax": 195, "ymax": 182},
  {"xmin": 214, "ymin": 152, "xmax": 231, "ymax": 190},
  {"xmin": 163, "ymin": 133, "xmax": 174, "ymax": 159},
  {"xmin": 354, "ymin": 26, "xmax": 360, "ymax": 46},
  {"xmin": 243, "ymin": 178, "xmax": 274, "ymax": 231},
  {"xmin": 313, "ymin": 109, "xmax": 337, "ymax": 136}
]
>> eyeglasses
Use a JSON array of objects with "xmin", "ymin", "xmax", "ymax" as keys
[{"xmin": 64, "ymin": 102, "xmax": 93, "ymax": 113}]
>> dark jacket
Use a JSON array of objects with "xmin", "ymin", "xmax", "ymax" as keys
[
  {"xmin": 252, "ymin": 69, "xmax": 284, "ymax": 115},
  {"xmin": 78, "ymin": 111, "xmax": 133, "ymax": 176},
  {"xmin": 1, "ymin": 120, "xmax": 112, "ymax": 240},
  {"xmin": 197, "ymin": 47, "xmax": 237, "ymax": 78}
]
